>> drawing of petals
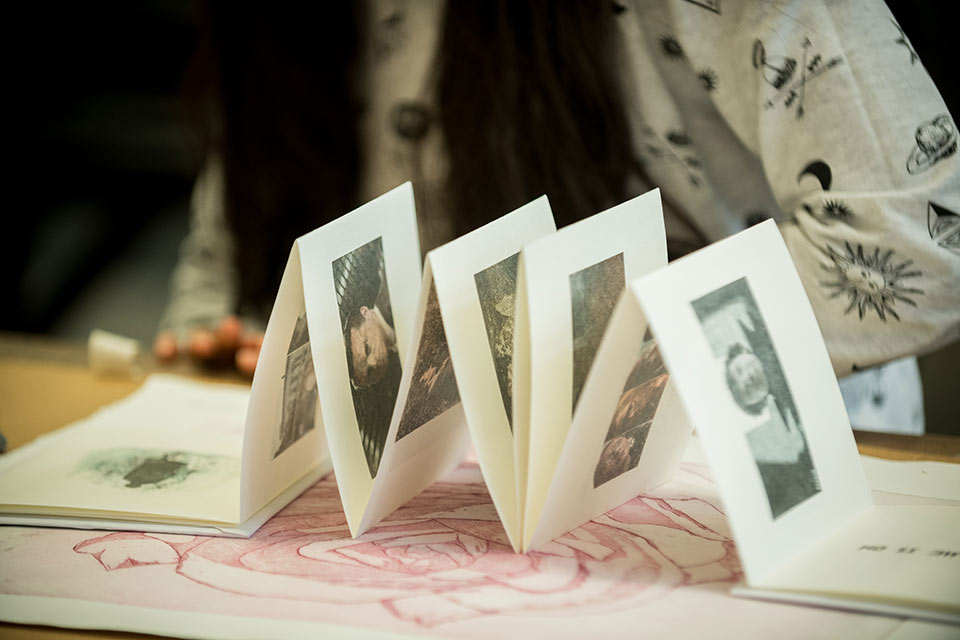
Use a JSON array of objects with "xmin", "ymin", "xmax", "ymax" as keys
[
  {"xmin": 382, "ymin": 592, "xmax": 492, "ymax": 626},
  {"xmin": 75, "ymin": 532, "xmax": 180, "ymax": 571}
]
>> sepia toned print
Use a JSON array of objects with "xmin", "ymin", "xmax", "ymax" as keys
[
  {"xmin": 570, "ymin": 253, "xmax": 625, "ymax": 413},
  {"xmin": 274, "ymin": 312, "xmax": 318, "ymax": 458},
  {"xmin": 691, "ymin": 277, "xmax": 820, "ymax": 519},
  {"xmin": 593, "ymin": 332, "xmax": 668, "ymax": 488},
  {"xmin": 474, "ymin": 252, "xmax": 520, "ymax": 433},
  {"xmin": 333, "ymin": 237, "xmax": 402, "ymax": 477},
  {"xmin": 396, "ymin": 281, "xmax": 461, "ymax": 440}
]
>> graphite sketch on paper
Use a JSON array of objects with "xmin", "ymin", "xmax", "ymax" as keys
[{"xmin": 76, "ymin": 449, "xmax": 238, "ymax": 491}]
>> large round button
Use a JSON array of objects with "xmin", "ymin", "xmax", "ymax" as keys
[{"xmin": 390, "ymin": 102, "xmax": 431, "ymax": 141}]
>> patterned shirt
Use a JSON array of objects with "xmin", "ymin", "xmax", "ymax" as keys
[{"xmin": 160, "ymin": 0, "xmax": 960, "ymax": 379}]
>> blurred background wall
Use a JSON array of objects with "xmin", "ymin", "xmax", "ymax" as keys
[
  {"xmin": 4, "ymin": 1, "xmax": 956, "ymax": 432},
  {"xmin": 8, "ymin": 1, "xmax": 198, "ymax": 343}
]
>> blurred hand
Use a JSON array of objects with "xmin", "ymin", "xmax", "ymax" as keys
[{"xmin": 154, "ymin": 315, "xmax": 263, "ymax": 378}]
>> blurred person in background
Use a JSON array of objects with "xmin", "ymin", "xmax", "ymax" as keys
[{"xmin": 154, "ymin": 0, "xmax": 958, "ymax": 382}]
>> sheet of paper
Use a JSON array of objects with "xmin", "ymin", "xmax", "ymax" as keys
[
  {"xmin": 515, "ymin": 189, "xmax": 674, "ymax": 549},
  {"xmin": 296, "ymin": 183, "xmax": 423, "ymax": 536},
  {"xmin": 634, "ymin": 221, "xmax": 874, "ymax": 584},
  {"xmin": 241, "ymin": 243, "xmax": 329, "ymax": 522},
  {"xmin": 529, "ymin": 289, "xmax": 691, "ymax": 550},
  {"xmin": 429, "ymin": 195, "xmax": 557, "ymax": 549},
  {"xmin": 748, "ymin": 505, "xmax": 960, "ymax": 622},
  {"xmin": 861, "ymin": 456, "xmax": 960, "ymax": 503},
  {"xmin": 0, "ymin": 451, "xmax": 911, "ymax": 640},
  {"xmin": 0, "ymin": 463, "xmax": 329, "ymax": 537},
  {"xmin": 0, "ymin": 376, "xmax": 248, "ymax": 524},
  {"xmin": 357, "ymin": 261, "xmax": 472, "ymax": 534}
]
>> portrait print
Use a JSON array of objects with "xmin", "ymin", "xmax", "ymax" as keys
[
  {"xmin": 274, "ymin": 312, "xmax": 318, "ymax": 458},
  {"xmin": 691, "ymin": 277, "xmax": 821, "ymax": 519},
  {"xmin": 474, "ymin": 252, "xmax": 519, "ymax": 433},
  {"xmin": 570, "ymin": 253, "xmax": 625, "ymax": 413},
  {"xmin": 593, "ymin": 332, "xmax": 668, "ymax": 488},
  {"xmin": 396, "ymin": 281, "xmax": 461, "ymax": 441},
  {"xmin": 333, "ymin": 237, "xmax": 403, "ymax": 477}
]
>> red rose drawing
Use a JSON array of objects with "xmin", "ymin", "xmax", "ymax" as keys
[{"xmin": 75, "ymin": 462, "xmax": 740, "ymax": 628}]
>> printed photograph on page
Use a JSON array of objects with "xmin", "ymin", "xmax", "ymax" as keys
[
  {"xmin": 570, "ymin": 252, "xmax": 625, "ymax": 413},
  {"xmin": 333, "ymin": 237, "xmax": 403, "ymax": 477},
  {"xmin": 273, "ymin": 310, "xmax": 319, "ymax": 458},
  {"xmin": 474, "ymin": 251, "xmax": 520, "ymax": 433},
  {"xmin": 592, "ymin": 329, "xmax": 669, "ymax": 487},
  {"xmin": 691, "ymin": 277, "xmax": 821, "ymax": 519},
  {"xmin": 395, "ymin": 280, "xmax": 461, "ymax": 441}
]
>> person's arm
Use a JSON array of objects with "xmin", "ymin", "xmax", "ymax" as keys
[
  {"xmin": 636, "ymin": 0, "xmax": 959, "ymax": 375},
  {"xmin": 154, "ymin": 157, "xmax": 263, "ymax": 374},
  {"xmin": 762, "ymin": 1, "xmax": 958, "ymax": 374}
]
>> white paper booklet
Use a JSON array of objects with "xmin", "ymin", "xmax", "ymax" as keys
[
  {"xmin": 426, "ymin": 189, "xmax": 674, "ymax": 551},
  {"xmin": 0, "ymin": 374, "xmax": 330, "ymax": 537},
  {"xmin": 306, "ymin": 185, "xmax": 675, "ymax": 543},
  {"xmin": 625, "ymin": 220, "xmax": 959, "ymax": 623}
]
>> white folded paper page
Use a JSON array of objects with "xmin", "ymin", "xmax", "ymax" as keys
[
  {"xmin": 861, "ymin": 457, "xmax": 960, "ymax": 503},
  {"xmin": 528, "ymin": 291, "xmax": 691, "ymax": 551},
  {"xmin": 629, "ymin": 220, "xmax": 957, "ymax": 620},
  {"xmin": 240, "ymin": 243, "xmax": 329, "ymax": 523},
  {"xmin": 513, "ymin": 189, "xmax": 685, "ymax": 551},
  {"xmin": 295, "ymin": 182, "xmax": 423, "ymax": 537},
  {"xmin": 429, "ymin": 195, "xmax": 557, "ymax": 550},
  {"xmin": 635, "ymin": 220, "xmax": 874, "ymax": 583},
  {"xmin": 357, "ymin": 261, "xmax": 472, "ymax": 535},
  {"xmin": 0, "ymin": 376, "xmax": 250, "ymax": 526},
  {"xmin": 743, "ymin": 505, "xmax": 960, "ymax": 623}
]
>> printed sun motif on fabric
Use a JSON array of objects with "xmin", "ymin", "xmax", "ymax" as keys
[{"xmin": 819, "ymin": 242, "xmax": 924, "ymax": 322}]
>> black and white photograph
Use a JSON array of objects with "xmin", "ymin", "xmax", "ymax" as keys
[
  {"xmin": 593, "ymin": 333, "xmax": 668, "ymax": 488},
  {"xmin": 570, "ymin": 253, "xmax": 625, "ymax": 413},
  {"xmin": 396, "ymin": 281, "xmax": 461, "ymax": 441},
  {"xmin": 273, "ymin": 312, "xmax": 318, "ymax": 458},
  {"xmin": 692, "ymin": 277, "xmax": 821, "ymax": 519},
  {"xmin": 474, "ymin": 252, "xmax": 520, "ymax": 433},
  {"xmin": 333, "ymin": 237, "xmax": 402, "ymax": 477}
]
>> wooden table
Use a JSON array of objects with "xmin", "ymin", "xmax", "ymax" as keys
[{"xmin": 0, "ymin": 333, "xmax": 957, "ymax": 638}]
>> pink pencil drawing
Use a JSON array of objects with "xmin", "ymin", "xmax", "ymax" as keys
[
  {"xmin": 5, "ymin": 458, "xmax": 895, "ymax": 638},
  {"xmin": 59, "ymin": 461, "xmax": 739, "ymax": 628}
]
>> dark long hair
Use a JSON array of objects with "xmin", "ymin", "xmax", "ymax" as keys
[
  {"xmin": 438, "ymin": 1, "xmax": 638, "ymax": 235},
  {"xmin": 191, "ymin": 2, "xmax": 648, "ymax": 316}
]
